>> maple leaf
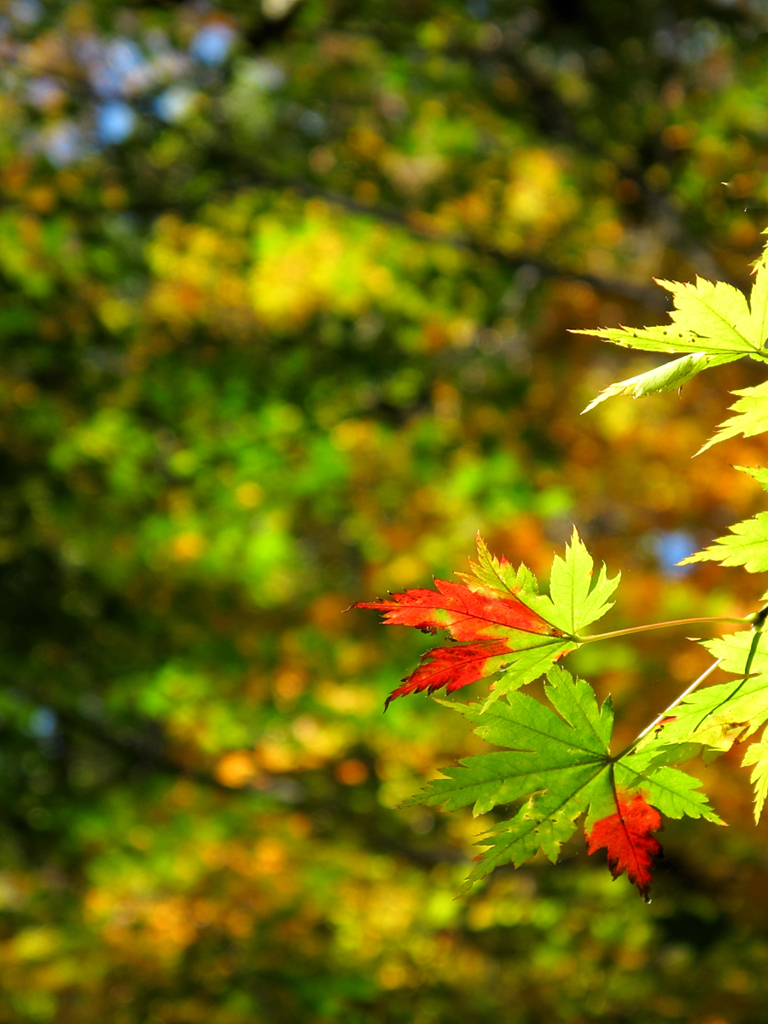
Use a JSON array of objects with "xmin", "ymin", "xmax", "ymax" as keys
[
  {"xmin": 654, "ymin": 276, "xmax": 767, "ymax": 355},
  {"xmin": 635, "ymin": 625, "xmax": 768, "ymax": 825},
  {"xmin": 640, "ymin": 629, "xmax": 768, "ymax": 763},
  {"xmin": 696, "ymin": 381, "xmax": 768, "ymax": 454},
  {"xmin": 749, "ymin": 240, "xmax": 768, "ymax": 345},
  {"xmin": 575, "ymin": 275, "xmax": 768, "ymax": 360},
  {"xmin": 405, "ymin": 666, "xmax": 720, "ymax": 898},
  {"xmin": 582, "ymin": 352, "xmax": 735, "ymax": 414},
  {"xmin": 353, "ymin": 530, "xmax": 616, "ymax": 707},
  {"xmin": 742, "ymin": 734, "xmax": 768, "ymax": 824},
  {"xmin": 585, "ymin": 793, "xmax": 661, "ymax": 900},
  {"xmin": 382, "ymin": 639, "xmax": 513, "ymax": 709},
  {"xmin": 576, "ymin": 259, "xmax": 768, "ymax": 414},
  {"xmin": 680, "ymin": 512, "xmax": 768, "ymax": 574},
  {"xmin": 546, "ymin": 527, "xmax": 620, "ymax": 634},
  {"xmin": 678, "ymin": 466, "xmax": 768, "ymax": 574},
  {"xmin": 353, "ymin": 576, "xmax": 559, "ymax": 641}
]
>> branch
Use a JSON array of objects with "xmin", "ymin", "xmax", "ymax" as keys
[{"xmin": 237, "ymin": 170, "xmax": 670, "ymax": 309}]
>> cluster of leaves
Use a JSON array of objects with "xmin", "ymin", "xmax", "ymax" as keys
[
  {"xmin": 355, "ymin": 529, "xmax": 607, "ymax": 706},
  {"xmin": 358, "ymin": 240, "xmax": 768, "ymax": 899},
  {"xmin": 580, "ymin": 235, "xmax": 768, "ymax": 578}
]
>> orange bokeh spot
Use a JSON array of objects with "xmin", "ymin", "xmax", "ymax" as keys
[{"xmin": 335, "ymin": 759, "xmax": 369, "ymax": 785}]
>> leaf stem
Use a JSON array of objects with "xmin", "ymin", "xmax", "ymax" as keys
[
  {"xmin": 613, "ymin": 657, "xmax": 723, "ymax": 761},
  {"xmin": 578, "ymin": 616, "xmax": 747, "ymax": 644},
  {"xmin": 633, "ymin": 658, "xmax": 723, "ymax": 743},
  {"xmin": 610, "ymin": 606, "xmax": 768, "ymax": 761}
]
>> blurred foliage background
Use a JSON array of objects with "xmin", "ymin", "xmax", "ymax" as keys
[{"xmin": 2, "ymin": 0, "xmax": 768, "ymax": 1021}]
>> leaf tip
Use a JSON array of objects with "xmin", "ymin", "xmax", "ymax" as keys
[
  {"xmin": 586, "ymin": 793, "xmax": 662, "ymax": 899},
  {"xmin": 581, "ymin": 395, "xmax": 604, "ymax": 414}
]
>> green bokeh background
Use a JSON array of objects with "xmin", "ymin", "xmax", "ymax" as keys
[{"xmin": 1, "ymin": 1, "xmax": 768, "ymax": 1021}]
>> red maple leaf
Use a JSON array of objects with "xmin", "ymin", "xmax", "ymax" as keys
[
  {"xmin": 383, "ymin": 638, "xmax": 511, "ymax": 710},
  {"xmin": 353, "ymin": 545, "xmax": 564, "ymax": 707},
  {"xmin": 586, "ymin": 792, "xmax": 662, "ymax": 900},
  {"xmin": 354, "ymin": 578, "xmax": 557, "ymax": 641}
]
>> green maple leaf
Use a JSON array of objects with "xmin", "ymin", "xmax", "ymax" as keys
[
  {"xmin": 639, "ymin": 629, "xmax": 768, "ymax": 763},
  {"xmin": 680, "ymin": 467, "xmax": 768, "ymax": 573},
  {"xmin": 697, "ymin": 381, "xmax": 768, "ymax": 453},
  {"xmin": 459, "ymin": 529, "xmax": 619, "ymax": 635},
  {"xmin": 478, "ymin": 527, "xmax": 617, "ymax": 704},
  {"xmin": 576, "ymin": 256, "xmax": 768, "ymax": 415},
  {"xmin": 704, "ymin": 626, "xmax": 768, "ymax": 690},
  {"xmin": 742, "ymin": 734, "xmax": 768, "ymax": 823},
  {"xmin": 656, "ymin": 276, "xmax": 765, "ymax": 353},
  {"xmin": 546, "ymin": 527, "xmax": 620, "ymax": 634},
  {"xmin": 575, "ymin": 275, "xmax": 768, "ymax": 358},
  {"xmin": 582, "ymin": 353, "xmax": 735, "ymax": 414},
  {"xmin": 638, "ymin": 628, "xmax": 768, "ymax": 826},
  {"xmin": 748, "ymin": 239, "xmax": 768, "ymax": 348},
  {"xmin": 479, "ymin": 642, "xmax": 580, "ymax": 708},
  {"xmin": 680, "ymin": 514, "xmax": 768, "ymax": 574},
  {"xmin": 474, "ymin": 526, "xmax": 619, "ymax": 641},
  {"xmin": 406, "ymin": 667, "xmax": 721, "ymax": 896},
  {"xmin": 741, "ymin": 465, "xmax": 768, "ymax": 491}
]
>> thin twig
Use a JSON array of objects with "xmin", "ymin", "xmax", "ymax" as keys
[{"xmin": 635, "ymin": 657, "xmax": 723, "ymax": 744}]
